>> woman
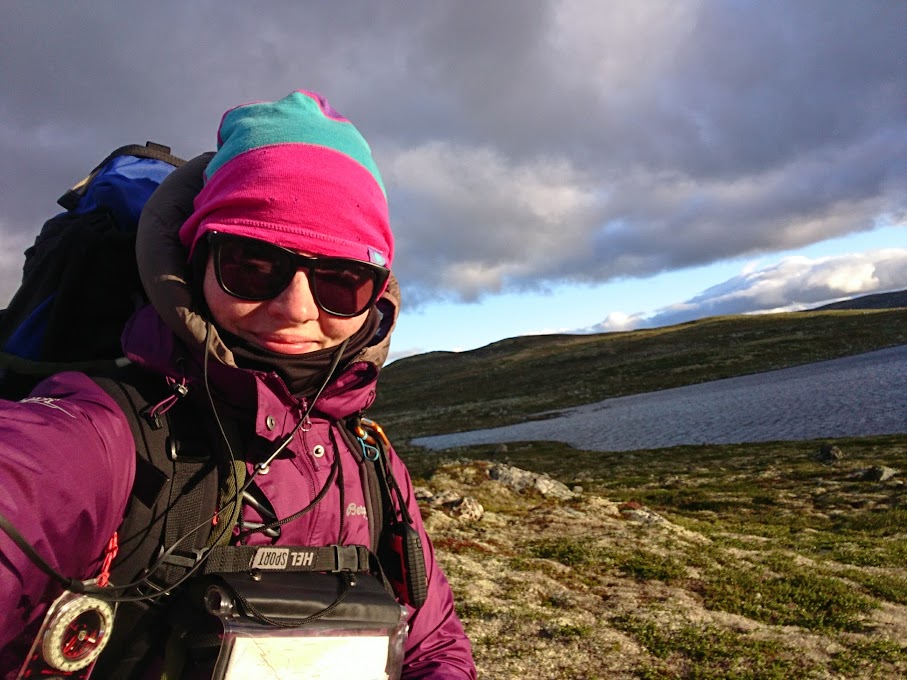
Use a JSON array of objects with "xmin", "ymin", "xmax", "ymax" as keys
[{"xmin": 0, "ymin": 90, "xmax": 476, "ymax": 679}]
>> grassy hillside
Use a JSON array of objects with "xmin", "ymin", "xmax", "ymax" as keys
[
  {"xmin": 811, "ymin": 288, "xmax": 907, "ymax": 311},
  {"xmin": 373, "ymin": 308, "xmax": 907, "ymax": 439}
]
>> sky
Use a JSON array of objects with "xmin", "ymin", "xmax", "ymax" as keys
[{"xmin": 1, "ymin": 1, "xmax": 905, "ymax": 362}]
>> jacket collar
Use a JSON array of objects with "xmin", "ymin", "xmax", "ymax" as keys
[{"xmin": 122, "ymin": 306, "xmax": 380, "ymax": 439}]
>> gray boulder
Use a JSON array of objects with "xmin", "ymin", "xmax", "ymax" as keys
[
  {"xmin": 489, "ymin": 463, "xmax": 576, "ymax": 500},
  {"xmin": 862, "ymin": 466, "xmax": 899, "ymax": 482},
  {"xmin": 445, "ymin": 496, "xmax": 485, "ymax": 522}
]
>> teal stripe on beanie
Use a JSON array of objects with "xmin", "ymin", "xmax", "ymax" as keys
[
  {"xmin": 205, "ymin": 90, "xmax": 386, "ymax": 196},
  {"xmin": 180, "ymin": 89, "xmax": 393, "ymax": 272}
]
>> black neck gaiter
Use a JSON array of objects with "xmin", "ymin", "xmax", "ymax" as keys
[{"xmin": 221, "ymin": 307, "xmax": 381, "ymax": 399}]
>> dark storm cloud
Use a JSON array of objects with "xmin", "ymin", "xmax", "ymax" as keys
[
  {"xmin": 1, "ymin": 1, "xmax": 904, "ymax": 309},
  {"xmin": 382, "ymin": 0, "xmax": 906, "ymax": 303}
]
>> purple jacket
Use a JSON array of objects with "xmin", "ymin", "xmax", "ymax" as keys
[
  {"xmin": 0, "ymin": 155, "xmax": 475, "ymax": 679},
  {"xmin": 0, "ymin": 307, "xmax": 476, "ymax": 678}
]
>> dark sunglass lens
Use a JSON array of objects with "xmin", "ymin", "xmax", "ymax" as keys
[
  {"xmin": 218, "ymin": 240, "xmax": 293, "ymax": 299},
  {"xmin": 311, "ymin": 264, "xmax": 377, "ymax": 316}
]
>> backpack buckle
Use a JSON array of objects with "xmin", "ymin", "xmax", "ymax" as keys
[
  {"xmin": 332, "ymin": 545, "xmax": 365, "ymax": 572},
  {"xmin": 160, "ymin": 547, "xmax": 206, "ymax": 569}
]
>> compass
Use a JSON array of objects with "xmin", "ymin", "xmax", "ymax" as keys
[{"xmin": 38, "ymin": 590, "xmax": 114, "ymax": 672}]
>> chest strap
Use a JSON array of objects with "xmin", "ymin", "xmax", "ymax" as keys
[{"xmin": 203, "ymin": 544, "xmax": 370, "ymax": 575}]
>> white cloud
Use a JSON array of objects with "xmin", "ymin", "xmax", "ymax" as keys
[
  {"xmin": 588, "ymin": 248, "xmax": 907, "ymax": 332},
  {"xmin": 590, "ymin": 312, "xmax": 641, "ymax": 333}
]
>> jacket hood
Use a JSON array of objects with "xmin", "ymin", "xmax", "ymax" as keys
[{"xmin": 134, "ymin": 153, "xmax": 400, "ymax": 371}]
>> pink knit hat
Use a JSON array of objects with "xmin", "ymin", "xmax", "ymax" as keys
[{"xmin": 179, "ymin": 90, "xmax": 393, "ymax": 270}]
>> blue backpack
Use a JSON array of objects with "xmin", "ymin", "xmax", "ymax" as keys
[{"xmin": 0, "ymin": 142, "xmax": 185, "ymax": 393}]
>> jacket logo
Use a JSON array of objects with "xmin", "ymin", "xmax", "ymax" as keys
[
  {"xmin": 346, "ymin": 503, "xmax": 367, "ymax": 518},
  {"xmin": 19, "ymin": 397, "xmax": 76, "ymax": 418}
]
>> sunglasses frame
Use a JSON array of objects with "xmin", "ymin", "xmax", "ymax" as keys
[{"xmin": 207, "ymin": 231, "xmax": 390, "ymax": 318}]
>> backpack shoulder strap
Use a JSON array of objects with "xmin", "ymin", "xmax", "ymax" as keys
[
  {"xmin": 88, "ymin": 367, "xmax": 229, "ymax": 678},
  {"xmin": 342, "ymin": 416, "xmax": 388, "ymax": 553},
  {"xmin": 91, "ymin": 369, "xmax": 221, "ymax": 586},
  {"xmin": 348, "ymin": 416, "xmax": 429, "ymax": 608}
]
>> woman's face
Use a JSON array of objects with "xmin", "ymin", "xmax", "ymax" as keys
[{"xmin": 203, "ymin": 256, "xmax": 368, "ymax": 354}]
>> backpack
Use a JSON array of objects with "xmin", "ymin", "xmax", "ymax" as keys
[
  {"xmin": 0, "ymin": 144, "xmax": 424, "ymax": 677},
  {"xmin": 0, "ymin": 142, "xmax": 184, "ymax": 372}
]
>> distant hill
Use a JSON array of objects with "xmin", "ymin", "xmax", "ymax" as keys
[
  {"xmin": 373, "ymin": 307, "xmax": 907, "ymax": 440},
  {"xmin": 809, "ymin": 288, "xmax": 907, "ymax": 311}
]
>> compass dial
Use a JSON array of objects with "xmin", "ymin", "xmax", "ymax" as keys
[{"xmin": 41, "ymin": 594, "xmax": 114, "ymax": 671}]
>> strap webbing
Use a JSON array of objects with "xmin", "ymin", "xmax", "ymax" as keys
[
  {"xmin": 339, "ymin": 420, "xmax": 386, "ymax": 552},
  {"xmin": 0, "ymin": 351, "xmax": 132, "ymax": 377},
  {"xmin": 203, "ymin": 544, "xmax": 370, "ymax": 575},
  {"xmin": 156, "ymin": 457, "xmax": 214, "ymax": 582}
]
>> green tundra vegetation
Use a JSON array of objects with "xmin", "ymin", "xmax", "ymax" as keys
[{"xmin": 408, "ymin": 436, "xmax": 907, "ymax": 679}]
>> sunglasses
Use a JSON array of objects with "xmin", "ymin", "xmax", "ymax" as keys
[{"xmin": 208, "ymin": 232, "xmax": 390, "ymax": 317}]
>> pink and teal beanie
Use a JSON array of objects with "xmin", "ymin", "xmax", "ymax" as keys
[{"xmin": 179, "ymin": 90, "xmax": 393, "ymax": 270}]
